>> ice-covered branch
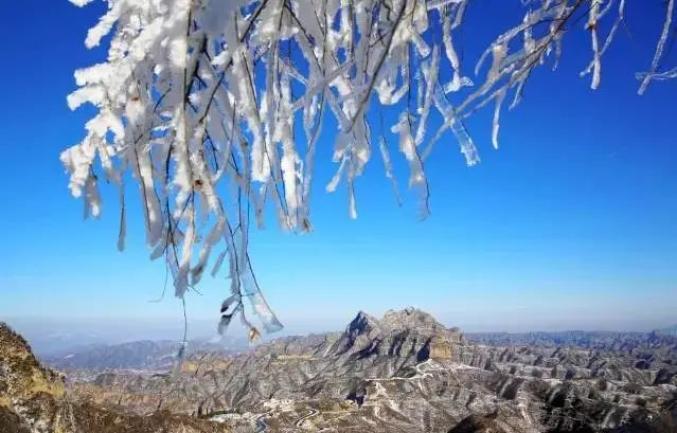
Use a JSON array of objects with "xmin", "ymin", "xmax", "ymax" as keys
[
  {"xmin": 63, "ymin": 0, "xmax": 676, "ymax": 336},
  {"xmin": 638, "ymin": 0, "xmax": 675, "ymax": 95}
]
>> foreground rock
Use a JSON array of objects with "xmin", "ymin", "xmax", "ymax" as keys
[
  {"xmin": 0, "ymin": 322, "xmax": 230, "ymax": 433},
  {"xmin": 58, "ymin": 308, "xmax": 677, "ymax": 432}
]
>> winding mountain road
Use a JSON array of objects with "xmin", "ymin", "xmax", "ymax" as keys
[{"xmin": 294, "ymin": 409, "xmax": 319, "ymax": 427}]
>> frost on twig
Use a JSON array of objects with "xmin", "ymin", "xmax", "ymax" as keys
[
  {"xmin": 638, "ymin": 0, "xmax": 675, "ymax": 94},
  {"xmin": 63, "ymin": 0, "xmax": 675, "ymax": 336}
]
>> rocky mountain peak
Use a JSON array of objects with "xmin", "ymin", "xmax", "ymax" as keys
[
  {"xmin": 346, "ymin": 310, "xmax": 381, "ymax": 337},
  {"xmin": 381, "ymin": 307, "xmax": 446, "ymax": 331},
  {"xmin": 330, "ymin": 309, "xmax": 464, "ymax": 363}
]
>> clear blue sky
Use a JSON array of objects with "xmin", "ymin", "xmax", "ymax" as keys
[{"xmin": 0, "ymin": 1, "xmax": 676, "ymax": 341}]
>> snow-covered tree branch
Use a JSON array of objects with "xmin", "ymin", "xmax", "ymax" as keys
[{"xmin": 62, "ymin": 0, "xmax": 676, "ymax": 338}]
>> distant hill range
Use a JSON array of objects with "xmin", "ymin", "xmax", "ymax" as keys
[
  {"xmin": 43, "ymin": 339, "xmax": 244, "ymax": 372},
  {"xmin": 45, "ymin": 319, "xmax": 677, "ymax": 374},
  {"xmin": 466, "ymin": 329, "xmax": 677, "ymax": 350},
  {"xmin": 654, "ymin": 324, "xmax": 677, "ymax": 337},
  {"xmin": 47, "ymin": 307, "xmax": 677, "ymax": 433}
]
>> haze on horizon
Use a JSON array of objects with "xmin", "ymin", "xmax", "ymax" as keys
[{"xmin": 5, "ymin": 298, "xmax": 676, "ymax": 357}]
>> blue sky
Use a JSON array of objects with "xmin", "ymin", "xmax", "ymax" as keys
[{"xmin": 0, "ymin": 1, "xmax": 676, "ymax": 342}]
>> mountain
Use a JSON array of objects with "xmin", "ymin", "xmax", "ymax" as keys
[
  {"xmin": 44, "ymin": 339, "xmax": 242, "ymax": 372},
  {"xmin": 0, "ymin": 322, "xmax": 230, "ymax": 433},
  {"xmin": 466, "ymin": 329, "xmax": 677, "ymax": 350},
  {"xmin": 57, "ymin": 308, "xmax": 677, "ymax": 432},
  {"xmin": 654, "ymin": 325, "xmax": 677, "ymax": 338}
]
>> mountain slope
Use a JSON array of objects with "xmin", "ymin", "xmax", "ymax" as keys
[{"xmin": 0, "ymin": 322, "xmax": 230, "ymax": 433}]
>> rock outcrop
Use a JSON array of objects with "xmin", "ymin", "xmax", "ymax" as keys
[{"xmin": 0, "ymin": 322, "xmax": 230, "ymax": 433}]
